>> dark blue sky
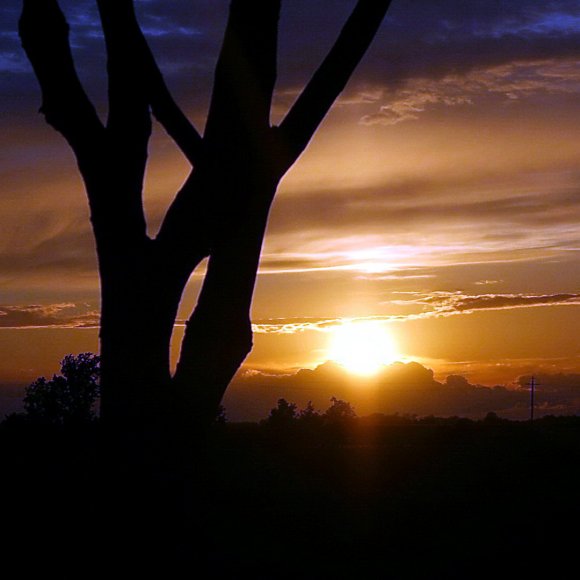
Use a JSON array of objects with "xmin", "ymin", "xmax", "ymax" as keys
[{"xmin": 2, "ymin": 1, "xmax": 580, "ymax": 117}]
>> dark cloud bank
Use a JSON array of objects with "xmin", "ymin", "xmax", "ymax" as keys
[
  {"xmin": 3, "ymin": 0, "xmax": 580, "ymax": 113},
  {"xmin": 224, "ymin": 361, "xmax": 580, "ymax": 422}
]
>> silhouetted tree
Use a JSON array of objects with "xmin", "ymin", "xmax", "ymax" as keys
[
  {"xmin": 23, "ymin": 353, "xmax": 101, "ymax": 426},
  {"xmin": 483, "ymin": 411, "xmax": 508, "ymax": 425},
  {"xmin": 324, "ymin": 397, "xmax": 357, "ymax": 423},
  {"xmin": 264, "ymin": 398, "xmax": 298, "ymax": 428},
  {"xmin": 321, "ymin": 397, "xmax": 357, "ymax": 444},
  {"xmin": 19, "ymin": 1, "xmax": 393, "ymax": 441},
  {"xmin": 298, "ymin": 401, "xmax": 322, "ymax": 423}
]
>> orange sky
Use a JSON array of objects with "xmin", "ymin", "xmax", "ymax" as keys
[{"xmin": 1, "ymin": 0, "xmax": 579, "ymax": 418}]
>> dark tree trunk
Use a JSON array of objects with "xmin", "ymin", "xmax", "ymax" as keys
[{"xmin": 19, "ymin": 0, "xmax": 394, "ymax": 459}]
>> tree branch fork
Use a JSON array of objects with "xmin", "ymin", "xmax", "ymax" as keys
[{"xmin": 19, "ymin": 0, "xmax": 392, "ymax": 429}]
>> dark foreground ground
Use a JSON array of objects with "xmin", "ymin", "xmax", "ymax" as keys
[{"xmin": 2, "ymin": 415, "xmax": 580, "ymax": 578}]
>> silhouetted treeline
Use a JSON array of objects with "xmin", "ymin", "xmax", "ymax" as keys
[
  {"xmin": 3, "ymin": 358, "xmax": 580, "ymax": 576},
  {"xmin": 5, "ymin": 369, "xmax": 580, "ymax": 438},
  {"xmin": 6, "ymin": 353, "xmax": 579, "ymax": 439},
  {"xmin": 3, "ymin": 392, "xmax": 580, "ymax": 577}
]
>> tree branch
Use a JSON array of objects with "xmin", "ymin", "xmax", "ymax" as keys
[
  {"xmin": 96, "ymin": 0, "xmax": 151, "ymax": 168},
  {"xmin": 171, "ymin": 188, "xmax": 274, "ymax": 421},
  {"xmin": 204, "ymin": 0, "xmax": 281, "ymax": 147},
  {"xmin": 155, "ymin": 169, "xmax": 212, "ymax": 267},
  {"xmin": 158, "ymin": 0, "xmax": 283, "ymax": 271},
  {"xmin": 278, "ymin": 0, "xmax": 392, "ymax": 163},
  {"xmin": 96, "ymin": 0, "xmax": 203, "ymax": 167},
  {"xmin": 149, "ymin": 73, "xmax": 204, "ymax": 167},
  {"xmin": 19, "ymin": 0, "xmax": 105, "ymax": 161}
]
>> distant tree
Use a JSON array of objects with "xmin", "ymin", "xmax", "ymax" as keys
[
  {"xmin": 19, "ymin": 0, "xmax": 393, "ymax": 444},
  {"xmin": 483, "ymin": 411, "xmax": 506, "ymax": 425},
  {"xmin": 295, "ymin": 401, "xmax": 323, "ymax": 439},
  {"xmin": 298, "ymin": 401, "xmax": 321, "ymax": 422},
  {"xmin": 23, "ymin": 353, "xmax": 100, "ymax": 426},
  {"xmin": 324, "ymin": 397, "xmax": 357, "ymax": 423},
  {"xmin": 263, "ymin": 398, "xmax": 298, "ymax": 429}
]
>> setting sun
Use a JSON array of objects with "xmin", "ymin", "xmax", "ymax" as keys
[{"xmin": 327, "ymin": 321, "xmax": 400, "ymax": 376}]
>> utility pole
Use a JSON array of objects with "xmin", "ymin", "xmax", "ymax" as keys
[{"xmin": 529, "ymin": 375, "xmax": 536, "ymax": 422}]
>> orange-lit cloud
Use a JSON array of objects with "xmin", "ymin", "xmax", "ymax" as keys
[
  {"xmin": 223, "ymin": 361, "xmax": 580, "ymax": 421},
  {"xmin": 251, "ymin": 293, "xmax": 580, "ymax": 334},
  {"xmin": 0, "ymin": 304, "xmax": 99, "ymax": 329},
  {"xmin": 360, "ymin": 58, "xmax": 580, "ymax": 126},
  {"xmin": 389, "ymin": 292, "xmax": 580, "ymax": 317}
]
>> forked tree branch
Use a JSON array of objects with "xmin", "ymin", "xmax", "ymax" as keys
[
  {"xmin": 97, "ymin": 0, "xmax": 203, "ymax": 167},
  {"xmin": 149, "ymin": 71, "xmax": 204, "ymax": 167},
  {"xmin": 172, "ymin": 0, "xmax": 393, "ymax": 416},
  {"xmin": 21, "ymin": 0, "xmax": 393, "ymax": 431},
  {"xmin": 19, "ymin": 0, "xmax": 105, "ymax": 164},
  {"xmin": 278, "ymin": 0, "xmax": 393, "ymax": 163},
  {"xmin": 157, "ymin": 0, "xmax": 282, "ymax": 269}
]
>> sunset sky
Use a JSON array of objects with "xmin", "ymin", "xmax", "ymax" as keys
[{"xmin": 1, "ymin": 0, "xmax": 579, "ymax": 419}]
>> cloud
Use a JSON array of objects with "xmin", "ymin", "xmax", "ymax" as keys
[
  {"xmin": 391, "ymin": 291, "xmax": 580, "ymax": 317},
  {"xmin": 253, "ymin": 317, "xmax": 344, "ymax": 334},
  {"xmin": 0, "ymin": 304, "xmax": 99, "ymax": 329},
  {"xmin": 517, "ymin": 372, "xmax": 580, "ymax": 392},
  {"xmin": 252, "ymin": 292, "xmax": 580, "ymax": 334},
  {"xmin": 225, "ymin": 360, "xmax": 577, "ymax": 421},
  {"xmin": 2, "ymin": 291, "xmax": 575, "ymax": 333},
  {"xmin": 361, "ymin": 58, "xmax": 580, "ymax": 126},
  {"xmin": 5, "ymin": 0, "xmax": 580, "ymax": 118},
  {"xmin": 266, "ymin": 178, "xmax": 580, "ymax": 263},
  {"xmin": 280, "ymin": 165, "xmax": 580, "ymax": 238},
  {"xmin": 361, "ymin": 92, "xmax": 472, "ymax": 126},
  {"xmin": 369, "ymin": 1, "xmax": 580, "ymax": 83},
  {"xmin": 0, "ymin": 206, "xmax": 99, "ymax": 291},
  {"xmin": 252, "ymin": 315, "xmax": 417, "ymax": 335}
]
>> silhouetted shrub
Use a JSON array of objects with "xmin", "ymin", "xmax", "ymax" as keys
[
  {"xmin": 298, "ymin": 401, "xmax": 323, "ymax": 428},
  {"xmin": 23, "ymin": 353, "xmax": 100, "ymax": 426},
  {"xmin": 262, "ymin": 398, "xmax": 298, "ymax": 429},
  {"xmin": 483, "ymin": 411, "xmax": 508, "ymax": 425},
  {"xmin": 323, "ymin": 397, "xmax": 356, "ymax": 423}
]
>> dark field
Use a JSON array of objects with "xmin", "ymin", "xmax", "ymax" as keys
[{"xmin": 2, "ymin": 416, "xmax": 579, "ymax": 578}]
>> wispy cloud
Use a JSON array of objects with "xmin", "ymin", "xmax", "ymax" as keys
[
  {"xmin": 252, "ymin": 292, "xmax": 580, "ymax": 334},
  {"xmin": 361, "ymin": 58, "xmax": 580, "ymax": 125},
  {"xmin": 0, "ymin": 304, "xmax": 99, "ymax": 329},
  {"xmin": 390, "ymin": 291, "xmax": 580, "ymax": 316},
  {"xmin": 483, "ymin": 12, "xmax": 580, "ymax": 38},
  {"xmin": 252, "ymin": 315, "xmax": 404, "ymax": 335},
  {"xmin": 4, "ymin": 292, "xmax": 575, "ymax": 332}
]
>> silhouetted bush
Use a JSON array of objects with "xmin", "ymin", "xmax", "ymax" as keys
[
  {"xmin": 482, "ymin": 411, "xmax": 509, "ymax": 425},
  {"xmin": 323, "ymin": 396, "xmax": 356, "ymax": 423},
  {"xmin": 297, "ymin": 400, "xmax": 323, "ymax": 429},
  {"xmin": 23, "ymin": 353, "xmax": 100, "ymax": 426},
  {"xmin": 262, "ymin": 398, "xmax": 298, "ymax": 429}
]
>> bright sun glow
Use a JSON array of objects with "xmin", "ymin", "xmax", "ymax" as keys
[{"xmin": 327, "ymin": 321, "xmax": 400, "ymax": 376}]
